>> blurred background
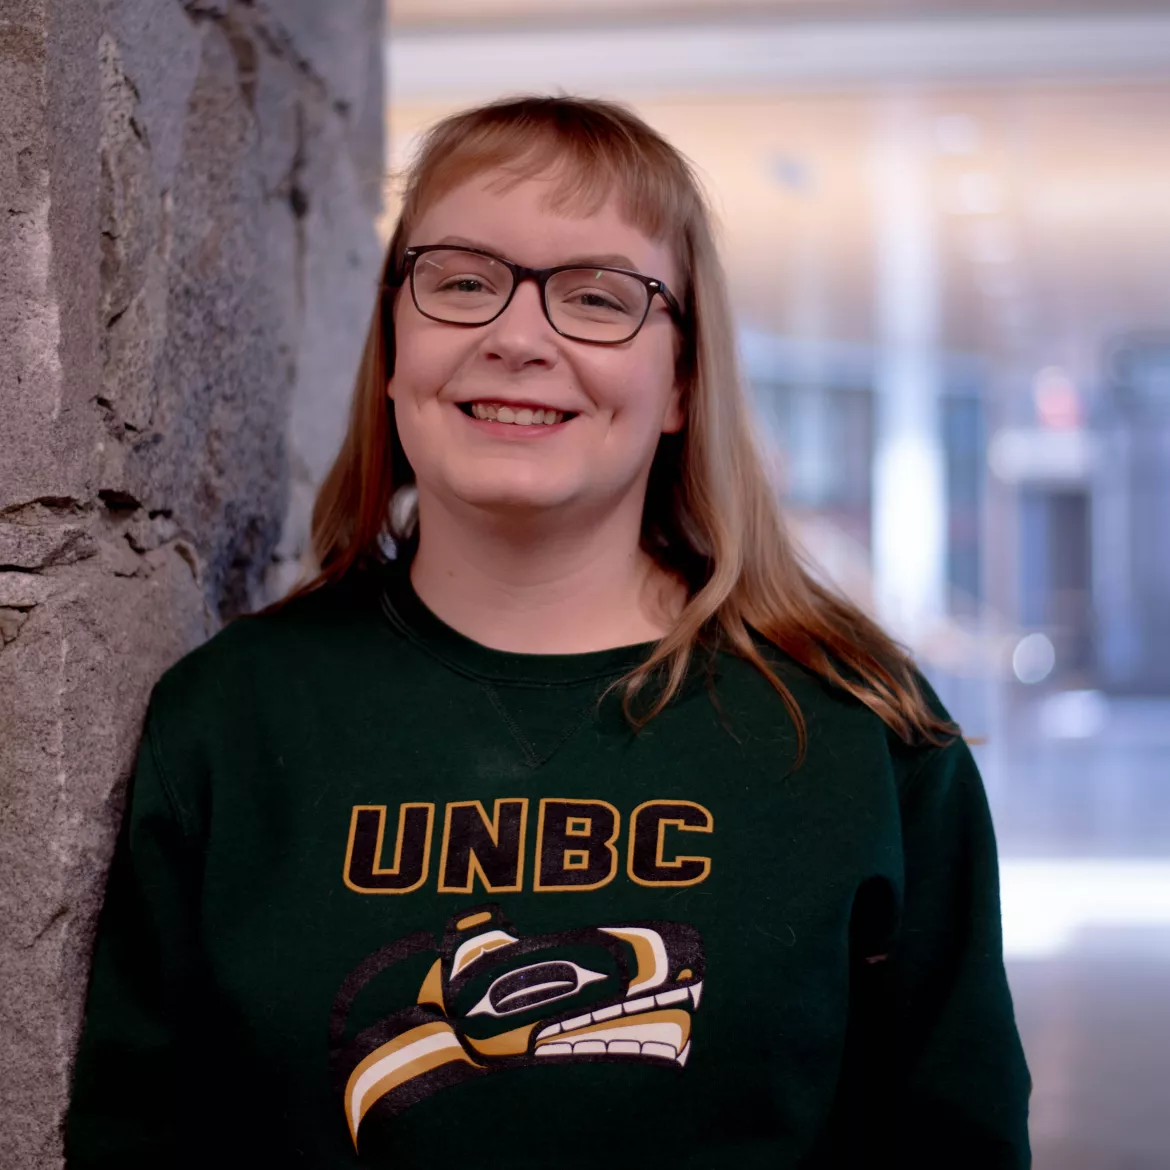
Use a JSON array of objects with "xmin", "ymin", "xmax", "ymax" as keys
[{"xmin": 385, "ymin": 2, "xmax": 1170, "ymax": 1165}]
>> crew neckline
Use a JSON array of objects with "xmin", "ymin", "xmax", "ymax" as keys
[{"xmin": 377, "ymin": 557, "xmax": 662, "ymax": 687}]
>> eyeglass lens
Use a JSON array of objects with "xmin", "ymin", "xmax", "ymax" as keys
[{"xmin": 411, "ymin": 248, "xmax": 651, "ymax": 342}]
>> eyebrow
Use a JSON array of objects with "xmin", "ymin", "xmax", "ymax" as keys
[{"xmin": 433, "ymin": 234, "xmax": 639, "ymax": 271}]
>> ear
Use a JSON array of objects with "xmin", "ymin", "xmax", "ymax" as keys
[
  {"xmin": 386, "ymin": 378, "xmax": 395, "ymax": 402},
  {"xmin": 661, "ymin": 380, "xmax": 686, "ymax": 435}
]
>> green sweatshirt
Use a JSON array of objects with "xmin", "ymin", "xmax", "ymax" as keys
[{"xmin": 66, "ymin": 560, "xmax": 1031, "ymax": 1168}]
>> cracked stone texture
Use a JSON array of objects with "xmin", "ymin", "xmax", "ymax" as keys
[{"xmin": 0, "ymin": 1, "xmax": 384, "ymax": 1164}]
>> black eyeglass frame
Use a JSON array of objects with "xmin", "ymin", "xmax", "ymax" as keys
[{"xmin": 389, "ymin": 244, "xmax": 686, "ymax": 345}]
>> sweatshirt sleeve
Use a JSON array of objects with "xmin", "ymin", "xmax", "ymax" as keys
[
  {"xmin": 892, "ymin": 732, "xmax": 1032, "ymax": 1167},
  {"xmin": 65, "ymin": 701, "xmax": 207, "ymax": 1169}
]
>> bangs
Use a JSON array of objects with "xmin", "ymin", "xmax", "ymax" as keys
[{"xmin": 397, "ymin": 97, "xmax": 703, "ymax": 282}]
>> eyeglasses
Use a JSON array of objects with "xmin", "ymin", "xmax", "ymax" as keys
[{"xmin": 390, "ymin": 245, "xmax": 684, "ymax": 345}]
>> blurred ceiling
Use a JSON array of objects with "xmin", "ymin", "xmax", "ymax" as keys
[
  {"xmin": 387, "ymin": 14, "xmax": 1170, "ymax": 100},
  {"xmin": 385, "ymin": 7, "xmax": 1170, "ymax": 408},
  {"xmin": 390, "ymin": 0, "xmax": 1170, "ymax": 31}
]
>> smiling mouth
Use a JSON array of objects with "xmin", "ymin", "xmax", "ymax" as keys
[{"xmin": 458, "ymin": 401, "xmax": 576, "ymax": 426}]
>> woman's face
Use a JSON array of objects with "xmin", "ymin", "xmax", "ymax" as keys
[{"xmin": 388, "ymin": 171, "xmax": 685, "ymax": 526}]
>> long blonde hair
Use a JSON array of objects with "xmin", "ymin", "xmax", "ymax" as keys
[{"xmin": 280, "ymin": 94, "xmax": 957, "ymax": 760}]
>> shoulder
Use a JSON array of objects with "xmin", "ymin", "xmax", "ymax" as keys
[
  {"xmin": 721, "ymin": 631, "xmax": 963, "ymax": 788},
  {"xmin": 134, "ymin": 566, "xmax": 399, "ymax": 833},
  {"xmin": 149, "ymin": 565, "xmax": 391, "ymax": 725}
]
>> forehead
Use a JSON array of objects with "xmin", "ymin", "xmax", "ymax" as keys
[{"xmin": 409, "ymin": 170, "xmax": 677, "ymax": 283}]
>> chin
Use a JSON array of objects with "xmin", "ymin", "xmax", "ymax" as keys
[
  {"xmin": 446, "ymin": 471, "xmax": 577, "ymax": 516},
  {"xmin": 460, "ymin": 487, "xmax": 576, "ymax": 516}
]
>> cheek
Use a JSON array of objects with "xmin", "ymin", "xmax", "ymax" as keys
[
  {"xmin": 390, "ymin": 301, "xmax": 463, "ymax": 401},
  {"xmin": 391, "ymin": 339, "xmax": 456, "ymax": 407},
  {"xmin": 587, "ymin": 345, "xmax": 679, "ymax": 426}
]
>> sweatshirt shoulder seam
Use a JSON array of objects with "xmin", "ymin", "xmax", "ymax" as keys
[
  {"xmin": 145, "ymin": 706, "xmax": 198, "ymax": 839},
  {"xmin": 896, "ymin": 737, "xmax": 953, "ymax": 803}
]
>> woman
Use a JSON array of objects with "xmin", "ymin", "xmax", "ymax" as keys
[{"xmin": 67, "ymin": 95, "xmax": 1031, "ymax": 1167}]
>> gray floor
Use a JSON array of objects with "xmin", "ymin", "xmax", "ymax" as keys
[
  {"xmin": 1010, "ymin": 944, "xmax": 1170, "ymax": 1170},
  {"xmin": 935, "ymin": 677, "xmax": 1170, "ymax": 1168}
]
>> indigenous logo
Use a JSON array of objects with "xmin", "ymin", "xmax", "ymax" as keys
[{"xmin": 330, "ymin": 904, "xmax": 705, "ymax": 1151}]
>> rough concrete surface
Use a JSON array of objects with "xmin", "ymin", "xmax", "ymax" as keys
[{"xmin": 0, "ymin": 1, "xmax": 384, "ymax": 1164}]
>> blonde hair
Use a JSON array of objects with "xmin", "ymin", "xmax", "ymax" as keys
[{"xmin": 280, "ymin": 94, "xmax": 957, "ymax": 761}]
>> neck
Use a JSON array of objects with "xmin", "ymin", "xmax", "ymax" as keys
[{"xmin": 407, "ymin": 490, "xmax": 682, "ymax": 654}]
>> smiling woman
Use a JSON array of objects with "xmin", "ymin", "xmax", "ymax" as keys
[{"xmin": 66, "ymin": 96, "xmax": 1031, "ymax": 1169}]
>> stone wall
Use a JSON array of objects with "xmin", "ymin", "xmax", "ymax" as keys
[{"xmin": 0, "ymin": 1, "xmax": 384, "ymax": 1163}]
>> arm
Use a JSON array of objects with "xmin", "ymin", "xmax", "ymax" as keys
[
  {"xmin": 892, "ymin": 733, "xmax": 1032, "ymax": 1166},
  {"xmin": 65, "ymin": 703, "xmax": 206, "ymax": 1169}
]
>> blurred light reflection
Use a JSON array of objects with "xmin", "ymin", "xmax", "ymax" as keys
[{"xmin": 1002, "ymin": 860, "xmax": 1170, "ymax": 960}]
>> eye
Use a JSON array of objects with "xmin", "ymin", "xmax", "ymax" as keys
[
  {"xmin": 437, "ymin": 276, "xmax": 494, "ymax": 295},
  {"xmin": 466, "ymin": 960, "xmax": 607, "ymax": 1018},
  {"xmin": 549, "ymin": 268, "xmax": 643, "ymax": 319},
  {"xmin": 569, "ymin": 289, "xmax": 625, "ymax": 311}
]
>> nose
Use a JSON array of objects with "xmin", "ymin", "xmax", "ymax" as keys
[{"xmin": 481, "ymin": 277, "xmax": 559, "ymax": 371}]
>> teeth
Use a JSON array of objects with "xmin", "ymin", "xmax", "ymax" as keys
[
  {"xmin": 558, "ymin": 1019, "xmax": 685, "ymax": 1051},
  {"xmin": 535, "ymin": 1039, "xmax": 680, "ymax": 1060},
  {"xmin": 537, "ymin": 985, "xmax": 701, "ymax": 1052},
  {"xmin": 623, "ymin": 996, "xmax": 656, "ymax": 1014},
  {"xmin": 467, "ymin": 403, "xmax": 565, "ymax": 426}
]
